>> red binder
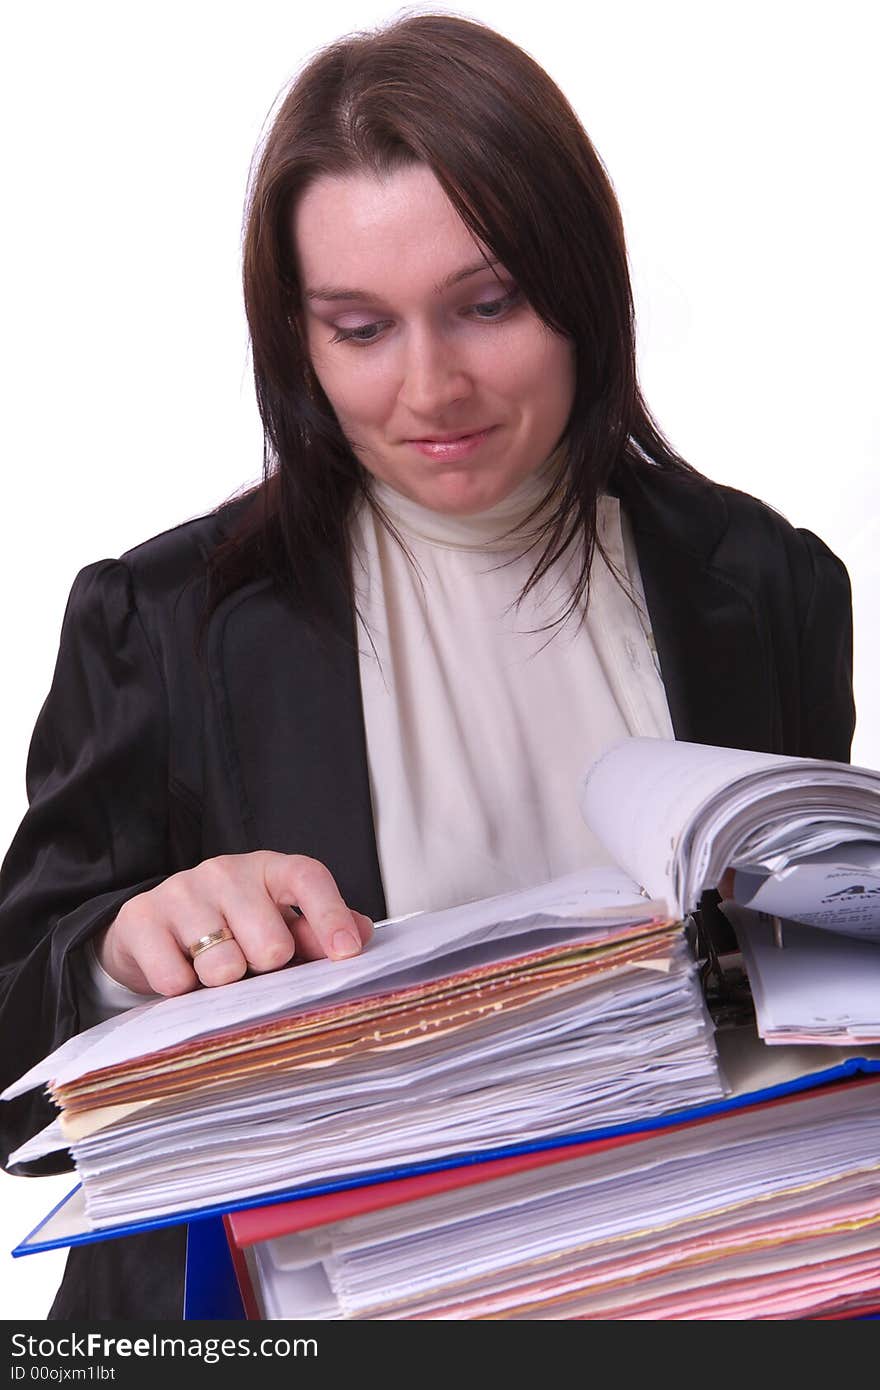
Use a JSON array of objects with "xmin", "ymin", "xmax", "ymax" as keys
[{"xmin": 222, "ymin": 1078, "xmax": 880, "ymax": 1321}]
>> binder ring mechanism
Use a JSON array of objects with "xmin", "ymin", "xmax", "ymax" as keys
[{"xmin": 187, "ymin": 925, "xmax": 235, "ymax": 960}]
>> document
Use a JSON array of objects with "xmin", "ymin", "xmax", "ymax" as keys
[
  {"xmin": 238, "ymin": 1079, "xmax": 880, "ymax": 1320},
  {"xmin": 728, "ymin": 902, "xmax": 880, "ymax": 1044},
  {"xmin": 10, "ymin": 739, "xmax": 880, "ymax": 1254},
  {"xmin": 4, "ymin": 866, "xmax": 661, "ymax": 1098},
  {"xmin": 4, "ymin": 867, "xmax": 724, "ymax": 1229},
  {"xmin": 579, "ymin": 737, "xmax": 880, "ymax": 939}
]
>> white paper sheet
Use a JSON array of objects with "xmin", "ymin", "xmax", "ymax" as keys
[
  {"xmin": 2, "ymin": 866, "xmax": 656, "ymax": 1099},
  {"xmin": 727, "ymin": 902, "xmax": 880, "ymax": 1042},
  {"xmin": 578, "ymin": 737, "xmax": 880, "ymax": 932},
  {"xmin": 734, "ymin": 843, "xmax": 880, "ymax": 938}
]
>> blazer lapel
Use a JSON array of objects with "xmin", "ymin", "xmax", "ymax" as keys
[
  {"xmin": 203, "ymin": 569, "xmax": 387, "ymax": 923},
  {"xmin": 619, "ymin": 466, "xmax": 781, "ymax": 754}
]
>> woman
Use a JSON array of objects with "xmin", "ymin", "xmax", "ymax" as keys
[{"xmin": 0, "ymin": 14, "xmax": 854, "ymax": 1319}]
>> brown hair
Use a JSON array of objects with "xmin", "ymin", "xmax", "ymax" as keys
[{"xmin": 205, "ymin": 13, "xmax": 693, "ymax": 630}]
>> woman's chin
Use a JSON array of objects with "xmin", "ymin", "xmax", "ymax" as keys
[{"xmin": 393, "ymin": 464, "xmax": 530, "ymax": 517}]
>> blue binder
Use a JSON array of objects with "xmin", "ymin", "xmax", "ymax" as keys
[{"xmin": 13, "ymin": 1047, "xmax": 880, "ymax": 1258}]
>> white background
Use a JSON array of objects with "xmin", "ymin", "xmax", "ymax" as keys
[{"xmin": 1, "ymin": 0, "xmax": 877, "ymax": 1319}]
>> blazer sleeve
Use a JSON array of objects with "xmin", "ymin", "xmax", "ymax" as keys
[
  {"xmin": 792, "ymin": 528, "xmax": 856, "ymax": 763},
  {"xmin": 0, "ymin": 559, "xmax": 174, "ymax": 1173}
]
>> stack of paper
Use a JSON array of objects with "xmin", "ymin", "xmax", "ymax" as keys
[
  {"xmin": 238, "ymin": 1076, "xmax": 880, "ymax": 1320},
  {"xmin": 729, "ymin": 904, "xmax": 880, "ymax": 1045},
  {"xmin": 580, "ymin": 739, "xmax": 880, "ymax": 939},
  {"xmin": 3, "ymin": 868, "xmax": 724, "ymax": 1230}
]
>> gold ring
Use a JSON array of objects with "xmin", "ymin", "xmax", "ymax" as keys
[{"xmin": 186, "ymin": 926, "xmax": 235, "ymax": 960}]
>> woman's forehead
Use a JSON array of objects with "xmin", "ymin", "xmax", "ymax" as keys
[{"xmin": 293, "ymin": 165, "xmax": 494, "ymax": 299}]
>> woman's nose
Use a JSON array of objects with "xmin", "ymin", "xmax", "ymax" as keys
[{"xmin": 398, "ymin": 332, "xmax": 472, "ymax": 417}]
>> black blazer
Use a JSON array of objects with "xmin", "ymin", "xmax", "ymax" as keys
[{"xmin": 0, "ymin": 462, "xmax": 855, "ymax": 1318}]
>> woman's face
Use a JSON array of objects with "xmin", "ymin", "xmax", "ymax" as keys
[{"xmin": 294, "ymin": 164, "xmax": 576, "ymax": 515}]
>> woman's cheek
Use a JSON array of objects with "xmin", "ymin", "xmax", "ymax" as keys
[
  {"xmin": 339, "ymin": 374, "xmax": 394, "ymax": 431},
  {"xmin": 311, "ymin": 342, "xmax": 392, "ymax": 421}
]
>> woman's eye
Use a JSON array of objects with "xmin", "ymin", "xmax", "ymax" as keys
[
  {"xmin": 330, "ymin": 321, "xmax": 387, "ymax": 346},
  {"xmin": 469, "ymin": 289, "xmax": 521, "ymax": 320},
  {"xmin": 328, "ymin": 289, "xmax": 521, "ymax": 345}
]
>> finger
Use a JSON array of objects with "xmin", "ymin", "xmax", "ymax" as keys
[
  {"xmin": 107, "ymin": 897, "xmax": 198, "ymax": 997},
  {"xmin": 176, "ymin": 861, "xmax": 294, "ymax": 980},
  {"xmin": 261, "ymin": 853, "xmax": 372, "ymax": 961},
  {"xmin": 188, "ymin": 928, "xmax": 250, "ymax": 988},
  {"xmin": 158, "ymin": 879, "xmax": 250, "ymax": 987},
  {"xmin": 132, "ymin": 924, "xmax": 201, "ymax": 997},
  {"xmin": 285, "ymin": 909, "xmax": 373, "ymax": 963},
  {"xmin": 214, "ymin": 884, "xmax": 298, "ymax": 974}
]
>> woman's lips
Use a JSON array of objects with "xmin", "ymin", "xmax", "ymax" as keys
[{"xmin": 405, "ymin": 426, "xmax": 497, "ymax": 461}]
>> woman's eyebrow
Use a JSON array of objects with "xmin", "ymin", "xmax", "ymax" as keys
[{"xmin": 305, "ymin": 257, "xmax": 501, "ymax": 303}]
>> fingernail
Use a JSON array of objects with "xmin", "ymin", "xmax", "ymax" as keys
[{"xmin": 332, "ymin": 929, "xmax": 361, "ymax": 958}]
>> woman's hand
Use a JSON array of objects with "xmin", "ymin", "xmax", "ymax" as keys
[{"xmin": 95, "ymin": 852, "xmax": 374, "ymax": 995}]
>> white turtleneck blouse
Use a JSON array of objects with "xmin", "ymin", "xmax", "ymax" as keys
[
  {"xmin": 82, "ymin": 459, "xmax": 674, "ymax": 1014},
  {"xmin": 349, "ymin": 462, "xmax": 674, "ymax": 918}
]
